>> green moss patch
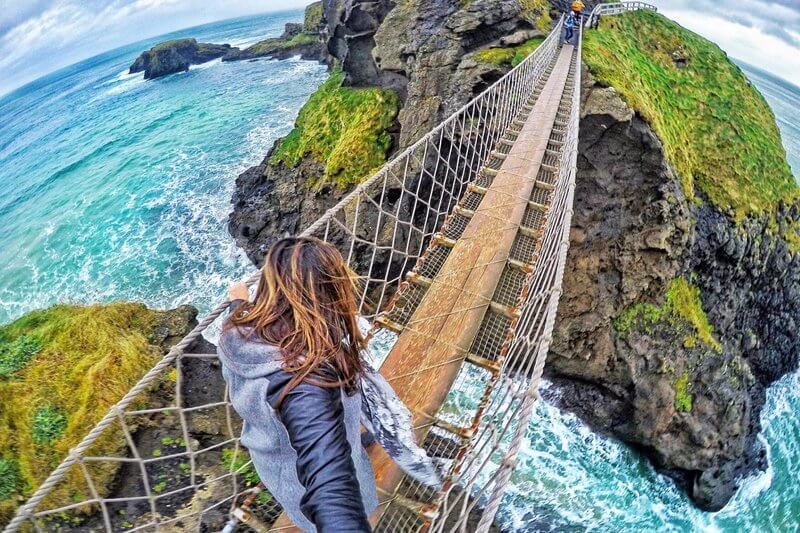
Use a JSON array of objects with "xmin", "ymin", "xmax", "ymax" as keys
[
  {"xmin": 519, "ymin": 0, "xmax": 552, "ymax": 33},
  {"xmin": 271, "ymin": 68, "xmax": 400, "ymax": 189},
  {"xmin": 0, "ymin": 335, "xmax": 42, "ymax": 379},
  {"xmin": 0, "ymin": 459, "xmax": 23, "ymax": 503},
  {"xmin": 615, "ymin": 277, "xmax": 721, "ymax": 352},
  {"xmin": 474, "ymin": 37, "xmax": 546, "ymax": 67},
  {"xmin": 245, "ymin": 32, "xmax": 318, "ymax": 56},
  {"xmin": 583, "ymin": 11, "xmax": 796, "ymax": 222},
  {"xmin": 31, "ymin": 406, "xmax": 68, "ymax": 445},
  {"xmin": 0, "ymin": 303, "xmax": 167, "ymax": 525},
  {"xmin": 222, "ymin": 449, "xmax": 261, "ymax": 487},
  {"xmin": 674, "ymin": 371, "xmax": 693, "ymax": 412},
  {"xmin": 303, "ymin": 1, "xmax": 324, "ymax": 32}
]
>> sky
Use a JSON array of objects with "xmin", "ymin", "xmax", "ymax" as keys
[
  {"xmin": 0, "ymin": 0, "xmax": 799, "ymax": 96},
  {"xmin": 652, "ymin": 0, "xmax": 800, "ymax": 87},
  {"xmin": 0, "ymin": 0, "xmax": 309, "ymax": 96}
]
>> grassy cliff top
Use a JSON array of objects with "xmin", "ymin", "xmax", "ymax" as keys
[
  {"xmin": 271, "ymin": 68, "xmax": 399, "ymax": 189},
  {"xmin": 583, "ymin": 10, "xmax": 796, "ymax": 222},
  {"xmin": 0, "ymin": 303, "xmax": 178, "ymax": 525},
  {"xmin": 304, "ymin": 1, "xmax": 324, "ymax": 32}
]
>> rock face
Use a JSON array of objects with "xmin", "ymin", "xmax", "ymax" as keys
[
  {"xmin": 229, "ymin": 0, "xmax": 543, "ymax": 264},
  {"xmin": 547, "ymin": 69, "xmax": 800, "ymax": 510},
  {"xmin": 129, "ymin": 38, "xmax": 234, "ymax": 79}
]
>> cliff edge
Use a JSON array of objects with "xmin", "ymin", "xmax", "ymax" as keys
[{"xmin": 548, "ymin": 10, "xmax": 799, "ymax": 510}]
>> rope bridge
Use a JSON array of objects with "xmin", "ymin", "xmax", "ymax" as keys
[{"xmin": 4, "ymin": 4, "xmax": 654, "ymax": 532}]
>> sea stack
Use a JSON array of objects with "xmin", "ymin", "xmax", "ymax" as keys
[{"xmin": 129, "ymin": 38, "xmax": 235, "ymax": 79}]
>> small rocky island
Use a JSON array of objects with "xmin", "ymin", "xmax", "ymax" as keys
[
  {"xmin": 128, "ymin": 38, "xmax": 234, "ymax": 79},
  {"xmin": 129, "ymin": 1, "xmax": 326, "ymax": 80}
]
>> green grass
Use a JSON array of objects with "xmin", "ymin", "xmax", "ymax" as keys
[
  {"xmin": 0, "ymin": 459, "xmax": 22, "ymax": 502},
  {"xmin": 474, "ymin": 37, "xmax": 546, "ymax": 67},
  {"xmin": 245, "ymin": 32, "xmax": 318, "ymax": 56},
  {"xmin": 150, "ymin": 38, "xmax": 194, "ymax": 52},
  {"xmin": 31, "ymin": 406, "xmax": 67, "ymax": 445},
  {"xmin": 674, "ymin": 371, "xmax": 693, "ymax": 412},
  {"xmin": 583, "ymin": 10, "xmax": 796, "ymax": 222},
  {"xmin": 0, "ymin": 303, "xmax": 170, "ymax": 526},
  {"xmin": 222, "ymin": 449, "xmax": 261, "ymax": 487},
  {"xmin": 303, "ymin": 1, "xmax": 323, "ymax": 32},
  {"xmin": 0, "ymin": 335, "xmax": 42, "ymax": 379},
  {"xmin": 271, "ymin": 68, "xmax": 400, "ymax": 189},
  {"xmin": 615, "ymin": 277, "xmax": 721, "ymax": 352}
]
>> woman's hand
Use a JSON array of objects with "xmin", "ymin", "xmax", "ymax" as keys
[{"xmin": 227, "ymin": 282, "xmax": 249, "ymax": 302}]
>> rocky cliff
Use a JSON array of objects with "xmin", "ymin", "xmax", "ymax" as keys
[
  {"xmin": 547, "ymin": 11, "xmax": 799, "ymax": 511},
  {"xmin": 226, "ymin": 1, "xmax": 799, "ymax": 513},
  {"xmin": 229, "ymin": 0, "xmax": 552, "ymax": 264},
  {"xmin": 129, "ymin": 38, "xmax": 234, "ymax": 79}
]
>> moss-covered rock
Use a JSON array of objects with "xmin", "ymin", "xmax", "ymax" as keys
[
  {"xmin": 0, "ymin": 303, "xmax": 196, "ymax": 526},
  {"xmin": 615, "ymin": 277, "xmax": 721, "ymax": 352},
  {"xmin": 303, "ymin": 1, "xmax": 324, "ymax": 32},
  {"xmin": 583, "ymin": 10, "xmax": 796, "ymax": 222},
  {"xmin": 223, "ymin": 2, "xmax": 326, "ymax": 63},
  {"xmin": 271, "ymin": 68, "xmax": 400, "ymax": 189},
  {"xmin": 129, "ymin": 38, "xmax": 234, "ymax": 79},
  {"xmin": 474, "ymin": 37, "xmax": 545, "ymax": 67}
]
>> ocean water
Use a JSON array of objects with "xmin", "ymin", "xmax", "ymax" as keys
[
  {"xmin": 1, "ymin": 10, "xmax": 800, "ymax": 532},
  {"xmin": 0, "ymin": 10, "xmax": 327, "ymax": 323}
]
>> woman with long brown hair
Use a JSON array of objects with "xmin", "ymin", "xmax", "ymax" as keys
[{"xmin": 219, "ymin": 237, "xmax": 441, "ymax": 532}]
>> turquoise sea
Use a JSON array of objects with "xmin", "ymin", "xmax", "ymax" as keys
[{"xmin": 1, "ymin": 10, "xmax": 799, "ymax": 532}]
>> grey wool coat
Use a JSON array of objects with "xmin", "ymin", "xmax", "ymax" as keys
[{"xmin": 218, "ymin": 322, "xmax": 442, "ymax": 532}]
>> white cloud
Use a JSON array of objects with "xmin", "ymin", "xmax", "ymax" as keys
[
  {"xmin": 652, "ymin": 0, "xmax": 800, "ymax": 87},
  {"xmin": 0, "ymin": 0, "xmax": 310, "ymax": 96}
]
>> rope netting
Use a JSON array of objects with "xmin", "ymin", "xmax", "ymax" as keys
[{"xmin": 5, "ymin": 4, "xmax": 653, "ymax": 532}]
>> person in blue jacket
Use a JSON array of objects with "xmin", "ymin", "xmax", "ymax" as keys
[
  {"xmin": 564, "ymin": 11, "xmax": 577, "ymax": 44},
  {"xmin": 220, "ymin": 237, "xmax": 441, "ymax": 532}
]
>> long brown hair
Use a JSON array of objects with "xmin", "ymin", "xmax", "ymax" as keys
[{"xmin": 229, "ymin": 237, "xmax": 367, "ymax": 405}]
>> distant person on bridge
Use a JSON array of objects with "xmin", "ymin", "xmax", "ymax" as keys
[
  {"xmin": 571, "ymin": 0, "xmax": 586, "ymax": 22},
  {"xmin": 564, "ymin": 11, "xmax": 577, "ymax": 44},
  {"xmin": 220, "ymin": 236, "xmax": 441, "ymax": 532}
]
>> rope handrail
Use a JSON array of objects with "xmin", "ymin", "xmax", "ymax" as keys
[{"xmin": 586, "ymin": 1, "xmax": 657, "ymax": 25}]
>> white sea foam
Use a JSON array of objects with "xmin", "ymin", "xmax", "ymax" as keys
[{"xmin": 189, "ymin": 58, "xmax": 222, "ymax": 70}]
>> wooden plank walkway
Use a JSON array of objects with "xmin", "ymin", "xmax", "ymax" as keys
[{"xmin": 370, "ymin": 44, "xmax": 575, "ymax": 520}]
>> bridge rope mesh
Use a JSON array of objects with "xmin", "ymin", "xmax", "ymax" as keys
[{"xmin": 5, "ymin": 4, "xmax": 653, "ymax": 532}]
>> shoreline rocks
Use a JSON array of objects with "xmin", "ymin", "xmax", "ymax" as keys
[{"xmin": 547, "ymin": 70, "xmax": 800, "ymax": 510}]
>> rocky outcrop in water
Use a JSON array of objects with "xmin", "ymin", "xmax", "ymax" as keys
[
  {"xmin": 546, "ymin": 70, "xmax": 800, "ymax": 510},
  {"xmin": 222, "ymin": 2, "xmax": 327, "ymax": 63},
  {"xmin": 129, "ymin": 38, "xmax": 235, "ymax": 79}
]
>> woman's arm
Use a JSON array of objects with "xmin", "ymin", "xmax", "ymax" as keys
[{"xmin": 267, "ymin": 371, "xmax": 371, "ymax": 532}]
